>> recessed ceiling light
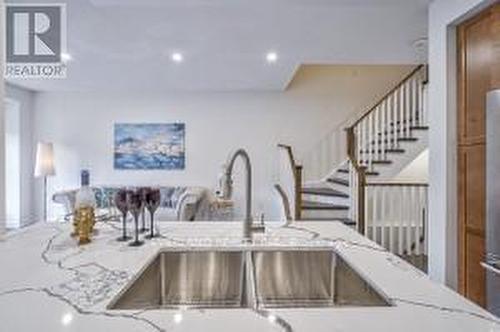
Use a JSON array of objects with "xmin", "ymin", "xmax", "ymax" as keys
[
  {"xmin": 171, "ymin": 52, "xmax": 184, "ymax": 63},
  {"xmin": 61, "ymin": 313, "xmax": 73, "ymax": 326},
  {"xmin": 61, "ymin": 52, "xmax": 72, "ymax": 62},
  {"xmin": 266, "ymin": 52, "xmax": 278, "ymax": 63}
]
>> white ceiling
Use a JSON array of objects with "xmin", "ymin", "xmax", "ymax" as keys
[{"xmin": 7, "ymin": 0, "xmax": 431, "ymax": 92}]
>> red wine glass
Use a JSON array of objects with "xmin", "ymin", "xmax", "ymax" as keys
[
  {"xmin": 114, "ymin": 189, "xmax": 132, "ymax": 241},
  {"xmin": 144, "ymin": 188, "xmax": 161, "ymax": 239},
  {"xmin": 137, "ymin": 187, "xmax": 150, "ymax": 233},
  {"xmin": 128, "ymin": 191, "xmax": 145, "ymax": 247}
]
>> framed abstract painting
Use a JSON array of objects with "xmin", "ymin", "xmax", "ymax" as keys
[{"xmin": 114, "ymin": 123, "xmax": 185, "ymax": 170}]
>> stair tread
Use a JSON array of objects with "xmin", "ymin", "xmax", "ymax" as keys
[
  {"xmin": 372, "ymin": 160, "xmax": 392, "ymax": 164},
  {"xmin": 360, "ymin": 148, "xmax": 405, "ymax": 154},
  {"xmin": 377, "ymin": 126, "xmax": 429, "ymax": 136},
  {"xmin": 299, "ymin": 218, "xmax": 356, "ymax": 226},
  {"xmin": 359, "ymin": 160, "xmax": 392, "ymax": 165},
  {"xmin": 302, "ymin": 187, "xmax": 349, "ymax": 198},
  {"xmin": 386, "ymin": 148, "xmax": 405, "ymax": 153},
  {"xmin": 389, "ymin": 118, "xmax": 419, "ymax": 126},
  {"xmin": 327, "ymin": 177, "xmax": 349, "ymax": 186},
  {"xmin": 302, "ymin": 201, "xmax": 349, "ymax": 210},
  {"xmin": 337, "ymin": 168, "xmax": 349, "ymax": 173},
  {"xmin": 371, "ymin": 137, "xmax": 418, "ymax": 144}
]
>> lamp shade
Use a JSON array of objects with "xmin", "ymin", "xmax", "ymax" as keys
[{"xmin": 34, "ymin": 142, "xmax": 56, "ymax": 177}]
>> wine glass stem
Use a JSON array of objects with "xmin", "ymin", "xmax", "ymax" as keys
[
  {"xmin": 141, "ymin": 208, "xmax": 146, "ymax": 230},
  {"xmin": 122, "ymin": 214, "xmax": 127, "ymax": 238},
  {"xmin": 150, "ymin": 211, "xmax": 154, "ymax": 237},
  {"xmin": 135, "ymin": 215, "xmax": 139, "ymax": 242}
]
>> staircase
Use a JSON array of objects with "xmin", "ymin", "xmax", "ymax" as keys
[
  {"xmin": 277, "ymin": 64, "xmax": 429, "ymax": 269},
  {"xmin": 285, "ymin": 65, "xmax": 427, "ymax": 222}
]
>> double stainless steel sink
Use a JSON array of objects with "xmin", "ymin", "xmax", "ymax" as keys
[{"xmin": 108, "ymin": 249, "xmax": 391, "ymax": 310}]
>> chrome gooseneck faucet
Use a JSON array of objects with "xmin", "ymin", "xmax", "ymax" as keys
[{"xmin": 223, "ymin": 148, "xmax": 253, "ymax": 239}]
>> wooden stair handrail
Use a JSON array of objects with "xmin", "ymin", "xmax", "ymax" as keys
[
  {"xmin": 277, "ymin": 144, "xmax": 303, "ymax": 220},
  {"xmin": 347, "ymin": 64, "xmax": 425, "ymax": 130},
  {"xmin": 277, "ymin": 144, "xmax": 300, "ymax": 168}
]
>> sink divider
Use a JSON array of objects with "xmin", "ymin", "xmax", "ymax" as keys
[
  {"xmin": 160, "ymin": 252, "xmax": 166, "ymax": 305},
  {"xmin": 244, "ymin": 251, "xmax": 257, "ymax": 309}
]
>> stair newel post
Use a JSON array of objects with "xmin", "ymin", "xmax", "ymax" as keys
[
  {"xmin": 346, "ymin": 126, "xmax": 366, "ymax": 234},
  {"xmin": 345, "ymin": 127, "xmax": 356, "ymax": 164},
  {"xmin": 423, "ymin": 64, "xmax": 429, "ymax": 85},
  {"xmin": 357, "ymin": 165, "xmax": 367, "ymax": 235},
  {"xmin": 294, "ymin": 165, "xmax": 303, "ymax": 220}
]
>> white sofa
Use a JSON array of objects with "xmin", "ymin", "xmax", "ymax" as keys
[{"xmin": 52, "ymin": 186, "xmax": 212, "ymax": 222}]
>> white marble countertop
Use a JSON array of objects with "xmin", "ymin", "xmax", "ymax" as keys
[{"xmin": 0, "ymin": 220, "xmax": 498, "ymax": 332}]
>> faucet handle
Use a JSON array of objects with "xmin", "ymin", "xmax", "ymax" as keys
[{"xmin": 251, "ymin": 214, "xmax": 266, "ymax": 234}]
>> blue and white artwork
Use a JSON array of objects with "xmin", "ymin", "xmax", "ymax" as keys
[{"xmin": 114, "ymin": 123, "xmax": 185, "ymax": 170}]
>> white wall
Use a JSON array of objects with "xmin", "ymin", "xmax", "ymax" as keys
[
  {"xmin": 32, "ymin": 65, "xmax": 412, "ymax": 221},
  {"xmin": 5, "ymin": 84, "xmax": 35, "ymax": 227},
  {"xmin": 5, "ymin": 99, "xmax": 20, "ymax": 227},
  {"xmin": 392, "ymin": 149, "xmax": 429, "ymax": 183},
  {"xmin": 0, "ymin": 0, "xmax": 5, "ymax": 237},
  {"xmin": 428, "ymin": 0, "xmax": 495, "ymax": 288}
]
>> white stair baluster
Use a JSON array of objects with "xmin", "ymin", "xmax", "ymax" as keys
[
  {"xmin": 356, "ymin": 126, "xmax": 361, "ymax": 166},
  {"xmin": 423, "ymin": 83, "xmax": 428, "ymax": 126},
  {"xmin": 348, "ymin": 162, "xmax": 354, "ymax": 220},
  {"xmin": 381, "ymin": 100, "xmax": 387, "ymax": 160},
  {"xmin": 381, "ymin": 186, "xmax": 386, "ymax": 249},
  {"xmin": 373, "ymin": 186, "xmax": 378, "ymax": 244},
  {"xmin": 399, "ymin": 86, "xmax": 404, "ymax": 139},
  {"xmin": 398, "ymin": 186, "xmax": 404, "ymax": 255},
  {"xmin": 374, "ymin": 107, "xmax": 379, "ymax": 162},
  {"xmin": 419, "ymin": 79, "xmax": 425, "ymax": 126},
  {"xmin": 368, "ymin": 115, "xmax": 373, "ymax": 170},
  {"xmin": 388, "ymin": 95, "xmax": 393, "ymax": 149},
  {"xmin": 392, "ymin": 92, "xmax": 398, "ymax": 146},
  {"xmin": 424, "ymin": 186, "xmax": 428, "ymax": 255},
  {"xmin": 405, "ymin": 82, "xmax": 411, "ymax": 137},
  {"xmin": 364, "ymin": 186, "xmax": 370, "ymax": 234},
  {"xmin": 389, "ymin": 186, "xmax": 395, "ymax": 253},
  {"xmin": 412, "ymin": 77, "xmax": 418, "ymax": 127},
  {"xmin": 406, "ymin": 186, "xmax": 413, "ymax": 255},
  {"xmin": 361, "ymin": 121, "xmax": 366, "ymax": 167},
  {"xmin": 415, "ymin": 186, "xmax": 422, "ymax": 255}
]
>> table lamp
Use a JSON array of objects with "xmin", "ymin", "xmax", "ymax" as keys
[{"xmin": 34, "ymin": 142, "xmax": 56, "ymax": 221}]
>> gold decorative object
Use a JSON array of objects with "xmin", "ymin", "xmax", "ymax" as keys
[
  {"xmin": 71, "ymin": 215, "xmax": 79, "ymax": 238},
  {"xmin": 74, "ymin": 206, "xmax": 96, "ymax": 245}
]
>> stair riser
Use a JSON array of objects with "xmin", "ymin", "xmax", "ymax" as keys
[
  {"xmin": 325, "ymin": 181, "xmax": 351, "ymax": 193},
  {"xmin": 302, "ymin": 194, "xmax": 350, "ymax": 206},
  {"xmin": 301, "ymin": 209, "xmax": 349, "ymax": 220},
  {"xmin": 334, "ymin": 171, "xmax": 349, "ymax": 180}
]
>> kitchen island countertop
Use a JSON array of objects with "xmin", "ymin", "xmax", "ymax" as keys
[{"xmin": 0, "ymin": 221, "xmax": 498, "ymax": 332}]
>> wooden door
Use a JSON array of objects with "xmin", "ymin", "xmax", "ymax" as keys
[{"xmin": 457, "ymin": 3, "xmax": 500, "ymax": 307}]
